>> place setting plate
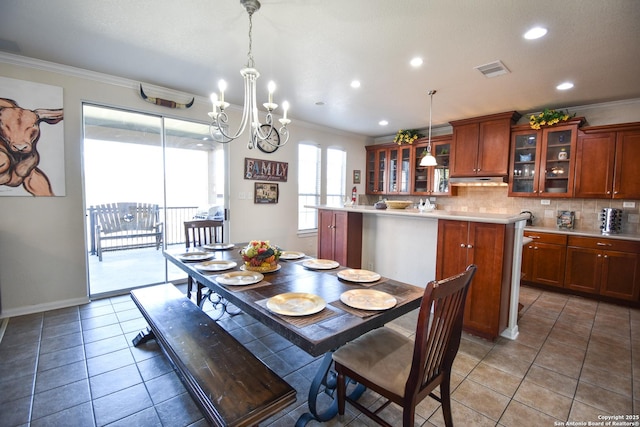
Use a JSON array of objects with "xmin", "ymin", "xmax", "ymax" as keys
[
  {"xmin": 266, "ymin": 293, "xmax": 326, "ymax": 316},
  {"xmin": 340, "ymin": 289, "xmax": 397, "ymax": 311},
  {"xmin": 216, "ymin": 271, "xmax": 264, "ymax": 286},
  {"xmin": 202, "ymin": 243, "xmax": 235, "ymax": 250},
  {"xmin": 337, "ymin": 269, "xmax": 381, "ymax": 283},
  {"xmin": 177, "ymin": 252, "xmax": 215, "ymax": 262},
  {"xmin": 194, "ymin": 260, "xmax": 237, "ymax": 272},
  {"xmin": 280, "ymin": 251, "xmax": 306, "ymax": 260},
  {"xmin": 302, "ymin": 259, "xmax": 339, "ymax": 270}
]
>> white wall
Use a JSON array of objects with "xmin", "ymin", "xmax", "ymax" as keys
[{"xmin": 0, "ymin": 54, "xmax": 370, "ymax": 317}]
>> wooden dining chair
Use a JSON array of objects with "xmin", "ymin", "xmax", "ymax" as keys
[
  {"xmin": 183, "ymin": 220, "xmax": 223, "ymax": 305},
  {"xmin": 332, "ymin": 264, "xmax": 477, "ymax": 427}
]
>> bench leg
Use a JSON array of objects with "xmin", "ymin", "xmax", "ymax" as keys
[{"xmin": 132, "ymin": 327, "xmax": 155, "ymax": 347}]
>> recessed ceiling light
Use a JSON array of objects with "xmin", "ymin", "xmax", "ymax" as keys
[
  {"xmin": 315, "ymin": 101, "xmax": 325, "ymax": 106},
  {"xmin": 524, "ymin": 27, "xmax": 548, "ymax": 40},
  {"xmin": 350, "ymin": 80, "xmax": 361, "ymax": 88},
  {"xmin": 378, "ymin": 120, "xmax": 389, "ymax": 126},
  {"xmin": 556, "ymin": 82, "xmax": 574, "ymax": 90},
  {"xmin": 410, "ymin": 57, "xmax": 423, "ymax": 67}
]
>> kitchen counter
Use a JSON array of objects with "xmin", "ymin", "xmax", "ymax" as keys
[
  {"xmin": 524, "ymin": 226, "xmax": 640, "ymax": 242},
  {"xmin": 310, "ymin": 205, "xmax": 527, "ymax": 340},
  {"xmin": 310, "ymin": 205, "xmax": 530, "ymax": 225}
]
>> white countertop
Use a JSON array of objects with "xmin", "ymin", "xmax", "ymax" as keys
[
  {"xmin": 524, "ymin": 226, "xmax": 640, "ymax": 242},
  {"xmin": 309, "ymin": 205, "xmax": 529, "ymax": 225}
]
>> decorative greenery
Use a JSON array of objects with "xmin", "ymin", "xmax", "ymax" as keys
[
  {"xmin": 393, "ymin": 129, "xmax": 423, "ymax": 145},
  {"xmin": 529, "ymin": 109, "xmax": 574, "ymax": 130}
]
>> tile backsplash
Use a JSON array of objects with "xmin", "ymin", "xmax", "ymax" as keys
[{"xmin": 362, "ymin": 187, "xmax": 640, "ymax": 235}]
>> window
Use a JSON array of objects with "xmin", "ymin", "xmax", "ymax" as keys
[
  {"xmin": 298, "ymin": 144, "xmax": 321, "ymax": 231},
  {"xmin": 326, "ymin": 148, "xmax": 346, "ymax": 206}
]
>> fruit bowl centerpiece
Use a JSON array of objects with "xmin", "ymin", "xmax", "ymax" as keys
[{"xmin": 240, "ymin": 240, "xmax": 282, "ymax": 272}]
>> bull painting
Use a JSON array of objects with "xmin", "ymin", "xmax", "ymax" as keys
[{"xmin": 0, "ymin": 97, "xmax": 63, "ymax": 196}]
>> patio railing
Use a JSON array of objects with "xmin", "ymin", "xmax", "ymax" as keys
[{"xmin": 87, "ymin": 206, "xmax": 200, "ymax": 254}]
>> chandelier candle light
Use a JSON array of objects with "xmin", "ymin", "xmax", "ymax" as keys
[
  {"xmin": 420, "ymin": 90, "xmax": 438, "ymax": 167},
  {"xmin": 208, "ymin": 0, "xmax": 291, "ymax": 149}
]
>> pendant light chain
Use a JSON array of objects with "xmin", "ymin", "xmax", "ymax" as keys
[{"xmin": 246, "ymin": 12, "xmax": 255, "ymax": 68}]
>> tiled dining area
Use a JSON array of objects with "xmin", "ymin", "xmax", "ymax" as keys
[{"xmin": 0, "ymin": 284, "xmax": 637, "ymax": 426}]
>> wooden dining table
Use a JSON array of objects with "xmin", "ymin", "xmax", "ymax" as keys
[{"xmin": 164, "ymin": 244, "xmax": 425, "ymax": 426}]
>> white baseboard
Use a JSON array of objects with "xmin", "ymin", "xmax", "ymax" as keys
[{"xmin": 0, "ymin": 297, "xmax": 90, "ymax": 319}]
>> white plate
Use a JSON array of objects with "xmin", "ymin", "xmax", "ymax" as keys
[
  {"xmin": 202, "ymin": 243, "xmax": 235, "ymax": 250},
  {"xmin": 177, "ymin": 252, "xmax": 215, "ymax": 262},
  {"xmin": 340, "ymin": 289, "xmax": 397, "ymax": 311},
  {"xmin": 240, "ymin": 264, "xmax": 282, "ymax": 273},
  {"xmin": 216, "ymin": 271, "xmax": 264, "ymax": 286},
  {"xmin": 302, "ymin": 259, "xmax": 339, "ymax": 270},
  {"xmin": 337, "ymin": 269, "xmax": 381, "ymax": 283},
  {"xmin": 266, "ymin": 293, "xmax": 326, "ymax": 316},
  {"xmin": 194, "ymin": 260, "xmax": 237, "ymax": 271},
  {"xmin": 280, "ymin": 251, "xmax": 306, "ymax": 260}
]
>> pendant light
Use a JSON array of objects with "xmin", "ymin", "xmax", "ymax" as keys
[{"xmin": 420, "ymin": 90, "xmax": 438, "ymax": 166}]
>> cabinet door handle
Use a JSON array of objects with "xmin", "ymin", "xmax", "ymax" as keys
[
  {"xmin": 597, "ymin": 254, "xmax": 602, "ymax": 258},
  {"xmin": 596, "ymin": 242, "xmax": 612, "ymax": 246},
  {"xmin": 604, "ymin": 255, "xmax": 608, "ymax": 258},
  {"xmin": 606, "ymin": 191, "xmax": 611, "ymax": 194},
  {"xmin": 460, "ymin": 243, "xmax": 466, "ymax": 248},
  {"xmin": 529, "ymin": 236, "xmax": 541, "ymax": 239},
  {"xmin": 467, "ymin": 244, "xmax": 473, "ymax": 249},
  {"xmin": 534, "ymin": 247, "xmax": 539, "ymax": 250}
]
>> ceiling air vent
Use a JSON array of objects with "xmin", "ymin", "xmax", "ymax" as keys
[{"xmin": 475, "ymin": 60, "xmax": 510, "ymax": 78}]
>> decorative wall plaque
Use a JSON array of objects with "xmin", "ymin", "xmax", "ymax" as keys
[{"xmin": 244, "ymin": 158, "xmax": 288, "ymax": 182}]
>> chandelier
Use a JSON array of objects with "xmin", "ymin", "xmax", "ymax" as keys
[
  {"xmin": 208, "ymin": 0, "xmax": 291, "ymax": 149},
  {"xmin": 420, "ymin": 90, "xmax": 438, "ymax": 166}
]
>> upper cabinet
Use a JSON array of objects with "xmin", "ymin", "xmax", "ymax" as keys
[
  {"xmin": 574, "ymin": 124, "xmax": 640, "ymax": 199},
  {"xmin": 508, "ymin": 118, "xmax": 582, "ymax": 197},
  {"xmin": 450, "ymin": 111, "xmax": 521, "ymax": 177},
  {"xmin": 388, "ymin": 144, "xmax": 413, "ymax": 194},
  {"xmin": 366, "ymin": 146, "xmax": 387, "ymax": 194},
  {"xmin": 412, "ymin": 136, "xmax": 455, "ymax": 196}
]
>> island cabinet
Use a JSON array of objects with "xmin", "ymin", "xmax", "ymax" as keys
[
  {"xmin": 450, "ymin": 111, "xmax": 520, "ymax": 178},
  {"xmin": 565, "ymin": 236, "xmax": 640, "ymax": 302},
  {"xmin": 317, "ymin": 209, "xmax": 362, "ymax": 268},
  {"xmin": 508, "ymin": 118, "xmax": 582, "ymax": 198},
  {"xmin": 435, "ymin": 219, "xmax": 514, "ymax": 340},
  {"xmin": 412, "ymin": 136, "xmax": 455, "ymax": 196},
  {"xmin": 574, "ymin": 125, "xmax": 640, "ymax": 199},
  {"xmin": 521, "ymin": 232, "xmax": 567, "ymax": 288}
]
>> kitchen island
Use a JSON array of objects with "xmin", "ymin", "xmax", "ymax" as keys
[{"xmin": 309, "ymin": 205, "xmax": 529, "ymax": 340}]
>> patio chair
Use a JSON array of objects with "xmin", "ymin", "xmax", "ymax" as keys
[{"xmin": 332, "ymin": 264, "xmax": 477, "ymax": 427}]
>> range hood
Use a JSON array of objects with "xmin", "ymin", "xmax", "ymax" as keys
[{"xmin": 448, "ymin": 176, "xmax": 508, "ymax": 186}]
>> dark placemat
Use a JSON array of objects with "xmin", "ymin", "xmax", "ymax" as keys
[{"xmin": 255, "ymin": 298, "xmax": 339, "ymax": 328}]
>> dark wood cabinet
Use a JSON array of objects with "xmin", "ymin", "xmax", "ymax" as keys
[
  {"xmin": 575, "ymin": 125, "xmax": 640, "ymax": 199},
  {"xmin": 450, "ymin": 111, "xmax": 520, "ymax": 178},
  {"xmin": 387, "ymin": 144, "xmax": 413, "ymax": 194},
  {"xmin": 317, "ymin": 209, "xmax": 362, "ymax": 268},
  {"xmin": 436, "ymin": 219, "xmax": 514, "ymax": 340},
  {"xmin": 521, "ymin": 232, "xmax": 567, "ymax": 288},
  {"xmin": 565, "ymin": 236, "xmax": 640, "ymax": 302}
]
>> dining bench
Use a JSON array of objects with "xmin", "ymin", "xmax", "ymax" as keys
[{"xmin": 130, "ymin": 283, "xmax": 296, "ymax": 427}]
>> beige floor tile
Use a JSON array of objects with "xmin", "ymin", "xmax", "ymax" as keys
[
  {"xmin": 514, "ymin": 378, "xmax": 573, "ymax": 420},
  {"xmin": 488, "ymin": 339, "xmax": 539, "ymax": 365},
  {"xmin": 546, "ymin": 324, "xmax": 590, "ymax": 351},
  {"xmin": 568, "ymin": 400, "xmax": 608, "ymax": 424},
  {"xmin": 574, "ymin": 381, "xmax": 633, "ymax": 415},
  {"xmin": 499, "ymin": 400, "xmax": 563, "ymax": 427},
  {"xmin": 579, "ymin": 364, "xmax": 632, "ymax": 396},
  {"xmin": 482, "ymin": 349, "xmax": 531, "ymax": 378},
  {"xmin": 525, "ymin": 304, "xmax": 562, "ymax": 320},
  {"xmin": 534, "ymin": 349, "xmax": 584, "ymax": 379},
  {"xmin": 451, "ymin": 352, "xmax": 479, "ymax": 377},
  {"xmin": 458, "ymin": 336, "xmax": 493, "ymax": 361},
  {"xmin": 451, "ymin": 379, "xmax": 510, "ymax": 421},
  {"xmin": 525, "ymin": 364, "xmax": 578, "ymax": 398},
  {"xmin": 583, "ymin": 343, "xmax": 631, "ymax": 377},
  {"xmin": 428, "ymin": 400, "xmax": 498, "ymax": 427},
  {"xmin": 467, "ymin": 362, "xmax": 522, "ymax": 398},
  {"xmin": 590, "ymin": 328, "xmax": 631, "ymax": 350},
  {"xmin": 552, "ymin": 318, "xmax": 593, "ymax": 341}
]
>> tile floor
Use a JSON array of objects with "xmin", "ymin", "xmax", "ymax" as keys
[{"xmin": 0, "ymin": 284, "xmax": 638, "ymax": 427}]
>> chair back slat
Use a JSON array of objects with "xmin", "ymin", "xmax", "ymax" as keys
[
  {"xmin": 94, "ymin": 202, "xmax": 159, "ymax": 234},
  {"xmin": 406, "ymin": 264, "xmax": 476, "ymax": 398},
  {"xmin": 184, "ymin": 220, "xmax": 224, "ymax": 248}
]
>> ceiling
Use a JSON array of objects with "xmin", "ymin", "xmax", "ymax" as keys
[{"xmin": 1, "ymin": 0, "xmax": 639, "ymax": 138}]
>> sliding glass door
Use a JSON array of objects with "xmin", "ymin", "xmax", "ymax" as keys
[{"xmin": 83, "ymin": 104, "xmax": 226, "ymax": 297}]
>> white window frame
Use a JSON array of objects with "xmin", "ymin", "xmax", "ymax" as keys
[{"xmin": 297, "ymin": 143, "xmax": 321, "ymax": 232}]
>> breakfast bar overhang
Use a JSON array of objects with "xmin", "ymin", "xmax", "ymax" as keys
[{"xmin": 309, "ymin": 205, "xmax": 529, "ymax": 340}]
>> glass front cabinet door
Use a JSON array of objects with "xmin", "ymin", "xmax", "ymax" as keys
[
  {"xmin": 388, "ymin": 145, "xmax": 412, "ymax": 194},
  {"xmin": 413, "ymin": 137, "xmax": 453, "ymax": 196},
  {"xmin": 509, "ymin": 120, "xmax": 580, "ymax": 197}
]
